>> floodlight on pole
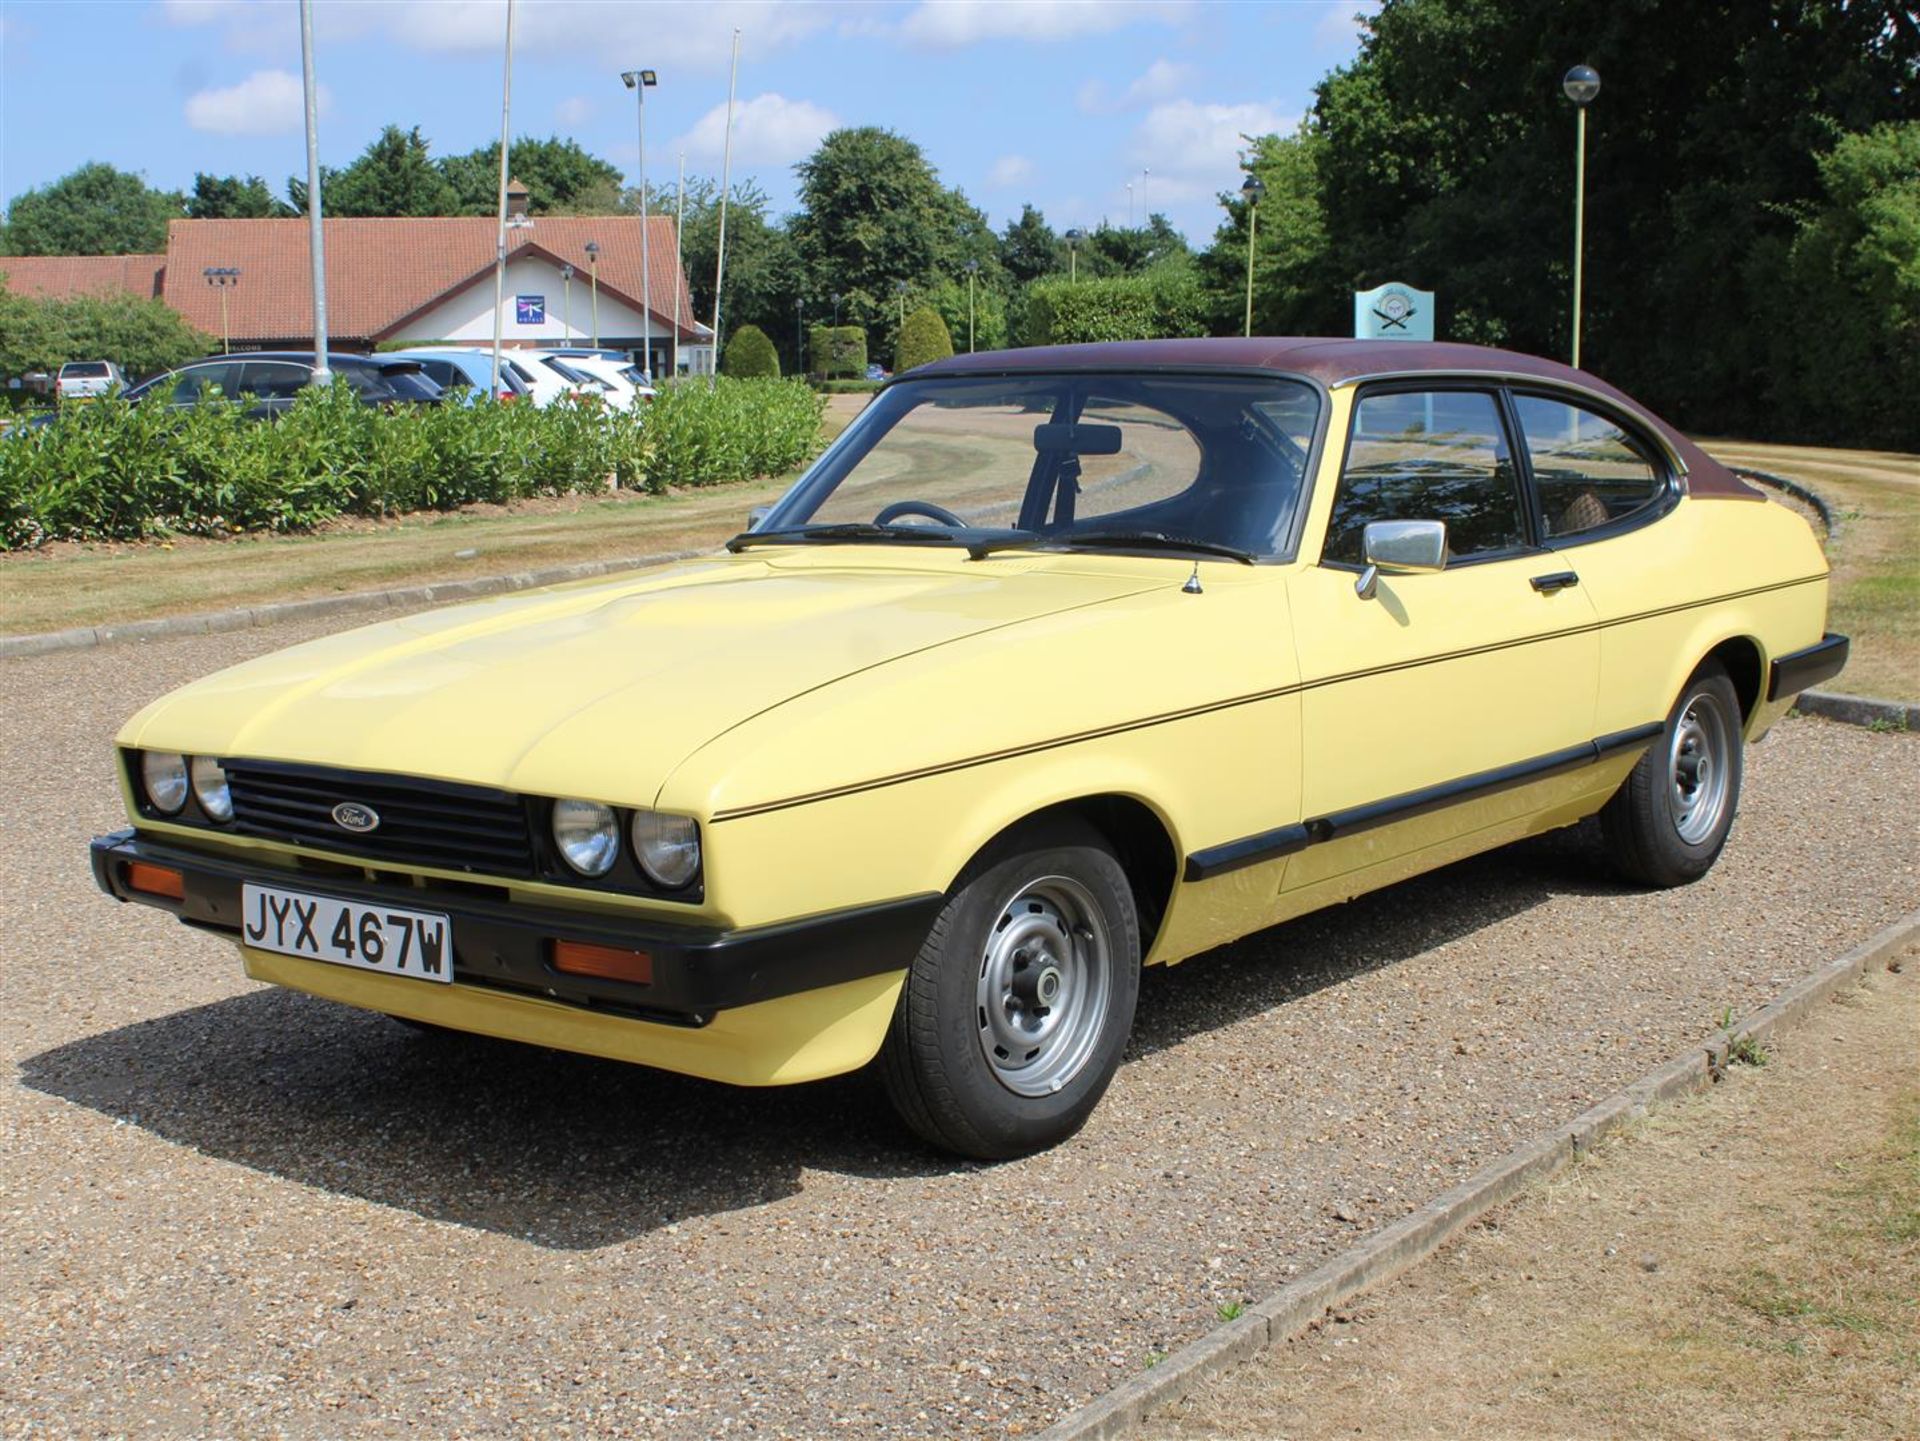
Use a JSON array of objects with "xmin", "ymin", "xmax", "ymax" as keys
[
  {"xmin": 297, "ymin": 0, "xmax": 329, "ymax": 383},
  {"xmin": 1562, "ymin": 63, "xmax": 1600, "ymax": 370},
  {"xmin": 1064, "ymin": 228, "xmax": 1083, "ymax": 283},
  {"xmin": 488, "ymin": 0, "xmax": 517, "ymax": 400},
  {"xmin": 585, "ymin": 240, "xmax": 601, "ymax": 347},
  {"xmin": 560, "ymin": 262, "xmax": 574, "ymax": 339},
  {"xmin": 621, "ymin": 67, "xmax": 658, "ymax": 379},
  {"xmin": 202, "ymin": 267, "xmax": 241, "ymax": 354},
  {"xmin": 1240, "ymin": 174, "xmax": 1266, "ymax": 338}
]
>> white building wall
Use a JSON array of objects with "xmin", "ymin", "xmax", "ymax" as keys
[{"xmin": 395, "ymin": 256, "xmax": 665, "ymax": 347}]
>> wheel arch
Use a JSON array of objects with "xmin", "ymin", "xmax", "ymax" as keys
[
  {"xmin": 1702, "ymin": 634, "xmax": 1763, "ymax": 721},
  {"xmin": 955, "ymin": 793, "xmax": 1179, "ymax": 963}
]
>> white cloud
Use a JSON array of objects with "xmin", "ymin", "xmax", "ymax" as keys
[
  {"xmin": 986, "ymin": 154, "xmax": 1033, "ymax": 189},
  {"xmin": 1128, "ymin": 98, "xmax": 1294, "ymax": 205},
  {"xmin": 673, "ymin": 93, "xmax": 841, "ymax": 169},
  {"xmin": 555, "ymin": 95, "xmax": 593, "ymax": 128},
  {"xmin": 1077, "ymin": 58, "xmax": 1197, "ymax": 115},
  {"xmin": 900, "ymin": 0, "xmax": 1190, "ymax": 48},
  {"xmin": 184, "ymin": 68, "xmax": 327, "ymax": 136}
]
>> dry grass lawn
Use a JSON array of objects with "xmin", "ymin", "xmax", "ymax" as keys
[
  {"xmin": 1698, "ymin": 439, "xmax": 1918, "ymax": 703},
  {"xmin": 1145, "ymin": 958, "xmax": 1920, "ymax": 1441}
]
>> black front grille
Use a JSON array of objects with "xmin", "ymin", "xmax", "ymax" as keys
[{"xmin": 224, "ymin": 760, "xmax": 534, "ymax": 877}]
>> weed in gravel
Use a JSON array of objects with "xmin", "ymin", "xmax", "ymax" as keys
[
  {"xmin": 1715, "ymin": 1007, "xmax": 1770, "ymax": 1067},
  {"xmin": 1217, "ymin": 1301, "xmax": 1246, "ymax": 1322}
]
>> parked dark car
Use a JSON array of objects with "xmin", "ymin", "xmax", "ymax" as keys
[{"xmin": 122, "ymin": 353, "xmax": 443, "ymax": 419}]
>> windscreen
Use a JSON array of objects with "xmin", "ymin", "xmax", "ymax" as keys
[
  {"xmin": 62, "ymin": 362, "xmax": 110, "ymax": 378},
  {"xmin": 759, "ymin": 372, "xmax": 1320, "ymax": 559}
]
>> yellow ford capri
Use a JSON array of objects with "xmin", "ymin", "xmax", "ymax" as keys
[{"xmin": 91, "ymin": 338, "xmax": 1848, "ymax": 1159}]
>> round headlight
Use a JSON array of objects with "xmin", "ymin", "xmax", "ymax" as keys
[
  {"xmin": 190, "ymin": 755, "xmax": 233, "ymax": 822},
  {"xmin": 552, "ymin": 799, "xmax": 620, "ymax": 877},
  {"xmin": 632, "ymin": 811, "xmax": 700, "ymax": 889},
  {"xmin": 141, "ymin": 751, "xmax": 189, "ymax": 814}
]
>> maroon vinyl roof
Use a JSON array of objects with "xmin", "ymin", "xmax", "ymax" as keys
[{"xmin": 920, "ymin": 337, "xmax": 1759, "ymax": 500}]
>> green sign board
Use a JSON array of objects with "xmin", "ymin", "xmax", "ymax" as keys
[{"xmin": 1353, "ymin": 282, "xmax": 1434, "ymax": 341}]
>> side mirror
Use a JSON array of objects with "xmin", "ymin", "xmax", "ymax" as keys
[
  {"xmin": 746, "ymin": 505, "xmax": 772, "ymax": 532},
  {"xmin": 1356, "ymin": 519, "xmax": 1446, "ymax": 599}
]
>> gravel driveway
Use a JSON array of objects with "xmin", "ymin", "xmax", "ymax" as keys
[{"xmin": 2, "ymin": 616, "xmax": 1914, "ymax": 1438}]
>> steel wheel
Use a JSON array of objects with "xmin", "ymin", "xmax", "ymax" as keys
[
  {"xmin": 1668, "ymin": 686, "xmax": 1735, "ymax": 845},
  {"xmin": 975, "ymin": 875, "xmax": 1114, "ymax": 1097}
]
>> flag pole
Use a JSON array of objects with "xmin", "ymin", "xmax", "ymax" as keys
[
  {"xmin": 709, "ymin": 28, "xmax": 739, "ymax": 387},
  {"xmin": 489, "ymin": 0, "xmax": 516, "ymax": 401}
]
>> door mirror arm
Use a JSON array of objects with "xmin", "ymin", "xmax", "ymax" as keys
[{"xmin": 1355, "ymin": 520, "xmax": 1448, "ymax": 600}]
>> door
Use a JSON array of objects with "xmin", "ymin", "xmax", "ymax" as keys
[{"xmin": 1286, "ymin": 386, "xmax": 1601, "ymax": 887}]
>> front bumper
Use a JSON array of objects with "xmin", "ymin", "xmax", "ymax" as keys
[{"xmin": 91, "ymin": 829, "xmax": 940, "ymax": 1026}]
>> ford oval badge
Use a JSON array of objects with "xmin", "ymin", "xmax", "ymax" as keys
[{"xmin": 332, "ymin": 802, "xmax": 381, "ymax": 833}]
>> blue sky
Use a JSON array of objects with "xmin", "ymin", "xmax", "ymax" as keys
[{"xmin": 1, "ymin": 1, "xmax": 1375, "ymax": 247}]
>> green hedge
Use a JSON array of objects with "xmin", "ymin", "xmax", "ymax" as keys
[
  {"xmin": 895, "ymin": 306, "xmax": 954, "ymax": 372},
  {"xmin": 808, "ymin": 324, "xmax": 867, "ymax": 379},
  {"xmin": 1021, "ymin": 270, "xmax": 1206, "ymax": 347},
  {"xmin": 0, "ymin": 377, "xmax": 825, "ymax": 550},
  {"xmin": 721, "ymin": 324, "xmax": 780, "ymax": 379}
]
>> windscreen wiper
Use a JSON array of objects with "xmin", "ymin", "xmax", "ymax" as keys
[
  {"xmin": 968, "ymin": 529, "xmax": 1256, "ymax": 564},
  {"xmin": 726, "ymin": 523, "xmax": 969, "ymax": 553}
]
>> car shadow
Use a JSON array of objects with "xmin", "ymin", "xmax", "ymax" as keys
[{"xmin": 21, "ymin": 823, "xmax": 1628, "ymax": 1251}]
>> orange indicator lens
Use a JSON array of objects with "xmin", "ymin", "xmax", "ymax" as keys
[
  {"xmin": 552, "ymin": 940, "xmax": 653, "ymax": 985},
  {"xmin": 126, "ymin": 862, "xmax": 185, "ymax": 901}
]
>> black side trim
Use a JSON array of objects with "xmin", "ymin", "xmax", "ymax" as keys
[
  {"xmin": 1183, "ymin": 823, "xmax": 1311, "ymax": 882},
  {"xmin": 89, "ymin": 830, "xmax": 939, "ymax": 1020},
  {"xmin": 1183, "ymin": 721, "xmax": 1664, "ymax": 879},
  {"xmin": 1767, "ymin": 633, "xmax": 1849, "ymax": 702}
]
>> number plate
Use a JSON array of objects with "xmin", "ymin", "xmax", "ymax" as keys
[{"xmin": 240, "ymin": 883, "xmax": 453, "ymax": 984}]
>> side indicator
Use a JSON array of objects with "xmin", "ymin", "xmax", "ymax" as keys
[
  {"xmin": 552, "ymin": 940, "xmax": 654, "ymax": 985},
  {"xmin": 126, "ymin": 862, "xmax": 185, "ymax": 901}
]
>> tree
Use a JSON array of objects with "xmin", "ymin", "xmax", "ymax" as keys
[
  {"xmin": 1199, "ymin": 127, "xmax": 1343, "ymax": 337},
  {"xmin": 999, "ymin": 205, "xmax": 1062, "ymax": 286},
  {"xmin": 0, "ymin": 284, "xmax": 210, "ymax": 379},
  {"xmin": 923, "ymin": 278, "xmax": 1008, "ymax": 353},
  {"xmin": 317, "ymin": 126, "xmax": 460, "ymax": 217},
  {"xmin": 895, "ymin": 306, "xmax": 954, "ymax": 371},
  {"xmin": 1302, "ymin": 0, "xmax": 1920, "ymax": 436},
  {"xmin": 439, "ymin": 136, "xmax": 624, "ymax": 216},
  {"xmin": 721, "ymin": 323, "xmax": 780, "ymax": 378},
  {"xmin": 187, "ymin": 173, "xmax": 292, "ymax": 220},
  {"xmin": 1, "ymin": 163, "xmax": 182, "ymax": 256},
  {"xmin": 790, "ymin": 128, "xmax": 1000, "ymax": 331}
]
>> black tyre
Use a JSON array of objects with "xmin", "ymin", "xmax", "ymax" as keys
[
  {"xmin": 880, "ymin": 819, "xmax": 1140, "ymax": 1160},
  {"xmin": 1601, "ymin": 662, "xmax": 1744, "ymax": 887}
]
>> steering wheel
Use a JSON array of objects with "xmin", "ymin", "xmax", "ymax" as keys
[{"xmin": 874, "ymin": 499, "xmax": 968, "ymax": 528}]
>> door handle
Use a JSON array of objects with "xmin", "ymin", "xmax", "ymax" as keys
[{"xmin": 1530, "ymin": 571, "xmax": 1580, "ymax": 594}]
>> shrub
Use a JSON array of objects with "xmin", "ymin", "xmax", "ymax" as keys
[
  {"xmin": 807, "ymin": 324, "xmax": 867, "ymax": 379},
  {"xmin": 0, "ymin": 285, "xmax": 212, "ymax": 383},
  {"xmin": 1021, "ymin": 270, "xmax": 1206, "ymax": 347},
  {"xmin": 0, "ymin": 376, "xmax": 824, "ymax": 549},
  {"xmin": 895, "ymin": 307, "xmax": 954, "ymax": 372},
  {"xmin": 722, "ymin": 324, "xmax": 780, "ymax": 379}
]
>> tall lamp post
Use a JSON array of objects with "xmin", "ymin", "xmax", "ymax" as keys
[
  {"xmin": 893, "ymin": 278, "xmax": 909, "ymax": 332},
  {"xmin": 584, "ymin": 240, "xmax": 601, "ymax": 347},
  {"xmin": 831, "ymin": 292, "xmax": 843, "ymax": 324},
  {"xmin": 1563, "ymin": 63, "xmax": 1600, "ymax": 370},
  {"xmin": 620, "ymin": 68, "xmax": 658, "ymax": 378},
  {"xmin": 964, "ymin": 258, "xmax": 979, "ymax": 352},
  {"xmin": 1126, "ymin": 181, "xmax": 1134, "ymax": 228},
  {"xmin": 1064, "ymin": 228, "xmax": 1083, "ymax": 283},
  {"xmin": 1240, "ymin": 174, "xmax": 1266, "ymax": 338},
  {"xmin": 794, "ymin": 296, "xmax": 805, "ymax": 375},
  {"xmin": 297, "ymin": 0, "xmax": 328, "ymax": 383},
  {"xmin": 560, "ymin": 263, "xmax": 574, "ymax": 339},
  {"xmin": 203, "ymin": 267, "xmax": 241, "ymax": 354}
]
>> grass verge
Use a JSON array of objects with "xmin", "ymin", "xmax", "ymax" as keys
[{"xmin": 1698, "ymin": 438, "xmax": 1918, "ymax": 702}]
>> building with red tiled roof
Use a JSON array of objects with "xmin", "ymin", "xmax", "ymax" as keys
[
  {"xmin": 0, "ymin": 253, "xmax": 166, "ymax": 301},
  {"xmin": 2, "ymin": 214, "xmax": 710, "ymax": 376}
]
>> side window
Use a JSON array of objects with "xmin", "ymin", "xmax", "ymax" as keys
[
  {"xmin": 1513, "ymin": 395, "xmax": 1664, "ymax": 538},
  {"xmin": 1324, "ymin": 390, "xmax": 1524, "ymax": 565},
  {"xmin": 167, "ymin": 362, "xmax": 240, "ymax": 405},
  {"xmin": 237, "ymin": 361, "xmax": 311, "ymax": 400}
]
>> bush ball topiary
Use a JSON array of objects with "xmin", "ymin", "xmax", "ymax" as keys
[
  {"xmin": 896, "ymin": 307, "xmax": 954, "ymax": 373},
  {"xmin": 722, "ymin": 324, "xmax": 780, "ymax": 379}
]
